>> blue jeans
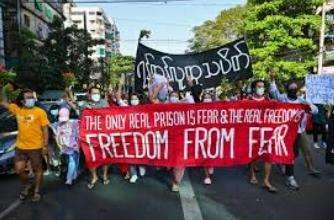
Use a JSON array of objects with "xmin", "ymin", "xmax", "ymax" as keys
[{"xmin": 67, "ymin": 152, "xmax": 79, "ymax": 183}]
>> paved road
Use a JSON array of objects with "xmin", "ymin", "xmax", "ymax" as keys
[{"xmin": 0, "ymin": 141, "xmax": 333, "ymax": 220}]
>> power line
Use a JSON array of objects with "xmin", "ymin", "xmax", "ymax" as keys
[
  {"xmin": 28, "ymin": 0, "xmax": 238, "ymax": 6},
  {"xmin": 113, "ymin": 17, "xmax": 192, "ymax": 27},
  {"xmin": 120, "ymin": 39, "xmax": 188, "ymax": 42},
  {"xmin": 29, "ymin": 0, "xmax": 190, "ymax": 3}
]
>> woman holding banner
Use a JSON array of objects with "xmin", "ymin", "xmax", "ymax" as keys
[
  {"xmin": 247, "ymin": 79, "xmax": 278, "ymax": 193},
  {"xmin": 128, "ymin": 93, "xmax": 147, "ymax": 184},
  {"xmin": 168, "ymin": 91, "xmax": 186, "ymax": 192},
  {"xmin": 81, "ymin": 87, "xmax": 111, "ymax": 190},
  {"xmin": 202, "ymin": 92, "xmax": 215, "ymax": 185}
]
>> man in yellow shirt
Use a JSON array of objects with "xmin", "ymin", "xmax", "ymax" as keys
[{"xmin": 1, "ymin": 89, "xmax": 49, "ymax": 202}]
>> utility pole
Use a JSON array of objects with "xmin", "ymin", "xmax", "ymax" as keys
[
  {"xmin": 17, "ymin": 0, "xmax": 21, "ymax": 32},
  {"xmin": 318, "ymin": 1, "xmax": 327, "ymax": 74}
]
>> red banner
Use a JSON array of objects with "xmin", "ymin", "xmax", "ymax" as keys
[{"xmin": 79, "ymin": 100, "xmax": 307, "ymax": 169}]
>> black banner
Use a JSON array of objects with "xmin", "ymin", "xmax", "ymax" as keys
[{"xmin": 135, "ymin": 38, "xmax": 252, "ymax": 92}]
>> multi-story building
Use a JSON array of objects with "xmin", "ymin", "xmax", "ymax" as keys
[
  {"xmin": 0, "ymin": 1, "xmax": 5, "ymax": 66},
  {"xmin": 2, "ymin": 0, "xmax": 66, "ymax": 68},
  {"xmin": 63, "ymin": 5, "xmax": 120, "ymax": 61}
]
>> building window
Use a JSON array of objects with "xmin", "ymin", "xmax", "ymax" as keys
[
  {"xmin": 90, "ymin": 20, "xmax": 95, "ymax": 24},
  {"xmin": 24, "ymin": 14, "xmax": 30, "ymax": 27},
  {"xmin": 90, "ymin": 29, "xmax": 95, "ymax": 33},
  {"xmin": 89, "ymin": 11, "xmax": 95, "ymax": 15},
  {"xmin": 97, "ymin": 12, "xmax": 102, "ymax": 16},
  {"xmin": 71, "ymin": 12, "xmax": 84, "ymax": 15},
  {"xmin": 73, "ymin": 20, "xmax": 81, "ymax": 24},
  {"xmin": 34, "ymin": 0, "xmax": 43, "ymax": 12}
]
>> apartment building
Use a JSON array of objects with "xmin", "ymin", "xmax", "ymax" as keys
[
  {"xmin": 64, "ymin": 5, "xmax": 120, "ymax": 61},
  {"xmin": 1, "ymin": 0, "xmax": 65, "ymax": 68}
]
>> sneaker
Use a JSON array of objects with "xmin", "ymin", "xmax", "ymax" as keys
[
  {"xmin": 208, "ymin": 168, "xmax": 214, "ymax": 175},
  {"xmin": 322, "ymin": 142, "xmax": 327, "ymax": 149},
  {"xmin": 129, "ymin": 175, "xmax": 138, "ymax": 184},
  {"xmin": 139, "ymin": 167, "xmax": 146, "ymax": 177},
  {"xmin": 43, "ymin": 170, "xmax": 50, "ymax": 176},
  {"xmin": 204, "ymin": 177, "xmax": 212, "ymax": 185},
  {"xmin": 171, "ymin": 183, "xmax": 179, "ymax": 192},
  {"xmin": 285, "ymin": 176, "xmax": 299, "ymax": 190},
  {"xmin": 313, "ymin": 142, "xmax": 320, "ymax": 149},
  {"xmin": 65, "ymin": 180, "xmax": 73, "ymax": 185}
]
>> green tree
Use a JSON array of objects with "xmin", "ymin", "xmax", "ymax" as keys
[
  {"xmin": 106, "ymin": 54, "xmax": 135, "ymax": 87},
  {"xmin": 42, "ymin": 16, "xmax": 101, "ymax": 89},
  {"xmin": 244, "ymin": 0, "xmax": 323, "ymax": 80},
  {"xmin": 11, "ymin": 29, "xmax": 45, "ymax": 92},
  {"xmin": 190, "ymin": 6, "xmax": 246, "ymax": 52},
  {"xmin": 11, "ymin": 17, "xmax": 101, "ymax": 92}
]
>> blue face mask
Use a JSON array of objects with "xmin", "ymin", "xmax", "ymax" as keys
[{"xmin": 24, "ymin": 99, "xmax": 36, "ymax": 108}]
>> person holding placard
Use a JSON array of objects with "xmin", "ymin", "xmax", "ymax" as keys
[{"xmin": 270, "ymin": 78, "xmax": 318, "ymax": 191}]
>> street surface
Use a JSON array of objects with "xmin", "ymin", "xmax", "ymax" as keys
[{"xmin": 0, "ymin": 138, "xmax": 333, "ymax": 220}]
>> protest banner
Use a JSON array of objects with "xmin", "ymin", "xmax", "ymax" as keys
[
  {"xmin": 134, "ymin": 38, "xmax": 252, "ymax": 92},
  {"xmin": 79, "ymin": 101, "xmax": 307, "ymax": 169},
  {"xmin": 306, "ymin": 74, "xmax": 334, "ymax": 104}
]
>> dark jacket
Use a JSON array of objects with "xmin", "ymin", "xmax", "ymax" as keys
[
  {"xmin": 313, "ymin": 104, "xmax": 327, "ymax": 125},
  {"xmin": 326, "ymin": 110, "xmax": 334, "ymax": 165}
]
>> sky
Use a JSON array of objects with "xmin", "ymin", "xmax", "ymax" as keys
[{"xmin": 77, "ymin": 0, "xmax": 246, "ymax": 56}]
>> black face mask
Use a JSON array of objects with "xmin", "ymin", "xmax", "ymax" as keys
[{"xmin": 287, "ymin": 89, "xmax": 298, "ymax": 100}]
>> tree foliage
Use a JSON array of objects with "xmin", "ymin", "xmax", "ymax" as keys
[
  {"xmin": 106, "ymin": 54, "xmax": 135, "ymax": 87},
  {"xmin": 41, "ymin": 16, "xmax": 101, "ymax": 89},
  {"xmin": 11, "ymin": 29, "xmax": 46, "ymax": 92},
  {"xmin": 190, "ymin": 6, "xmax": 246, "ymax": 52},
  {"xmin": 11, "ymin": 16, "xmax": 101, "ymax": 92},
  {"xmin": 244, "ymin": 0, "xmax": 323, "ymax": 80},
  {"xmin": 190, "ymin": 1, "xmax": 323, "ymax": 81}
]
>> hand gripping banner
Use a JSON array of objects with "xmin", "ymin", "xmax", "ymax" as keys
[{"xmin": 79, "ymin": 101, "xmax": 307, "ymax": 168}]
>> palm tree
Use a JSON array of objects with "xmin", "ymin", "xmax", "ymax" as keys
[{"xmin": 138, "ymin": 29, "xmax": 151, "ymax": 42}]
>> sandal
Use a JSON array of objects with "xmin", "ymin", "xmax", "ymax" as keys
[
  {"xmin": 263, "ymin": 185, "xmax": 278, "ymax": 193},
  {"xmin": 19, "ymin": 185, "xmax": 31, "ymax": 200},
  {"xmin": 87, "ymin": 179, "xmax": 98, "ymax": 190},
  {"xmin": 103, "ymin": 178, "xmax": 110, "ymax": 185},
  {"xmin": 31, "ymin": 192, "xmax": 41, "ymax": 202},
  {"xmin": 308, "ymin": 170, "xmax": 321, "ymax": 177},
  {"xmin": 250, "ymin": 177, "xmax": 258, "ymax": 185},
  {"xmin": 124, "ymin": 172, "xmax": 130, "ymax": 180}
]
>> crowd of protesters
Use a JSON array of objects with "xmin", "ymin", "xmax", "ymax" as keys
[{"xmin": 1, "ymin": 73, "xmax": 334, "ymax": 202}]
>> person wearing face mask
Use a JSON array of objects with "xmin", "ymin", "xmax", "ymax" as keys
[
  {"xmin": 49, "ymin": 105, "xmax": 60, "ymax": 124},
  {"xmin": 245, "ymin": 80, "xmax": 278, "ymax": 193},
  {"xmin": 169, "ymin": 92, "xmax": 180, "ymax": 103},
  {"xmin": 270, "ymin": 78, "xmax": 319, "ymax": 191},
  {"xmin": 50, "ymin": 107, "xmax": 80, "ymax": 185},
  {"xmin": 168, "ymin": 91, "xmax": 186, "ymax": 192},
  {"xmin": 81, "ymin": 87, "xmax": 110, "ymax": 189},
  {"xmin": 128, "ymin": 94, "xmax": 147, "ymax": 183},
  {"xmin": 1, "ymin": 89, "xmax": 50, "ymax": 202},
  {"xmin": 202, "ymin": 93, "xmax": 215, "ymax": 185}
]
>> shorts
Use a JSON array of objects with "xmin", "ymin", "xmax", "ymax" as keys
[
  {"xmin": 298, "ymin": 132, "xmax": 311, "ymax": 157},
  {"xmin": 15, "ymin": 148, "xmax": 43, "ymax": 171}
]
